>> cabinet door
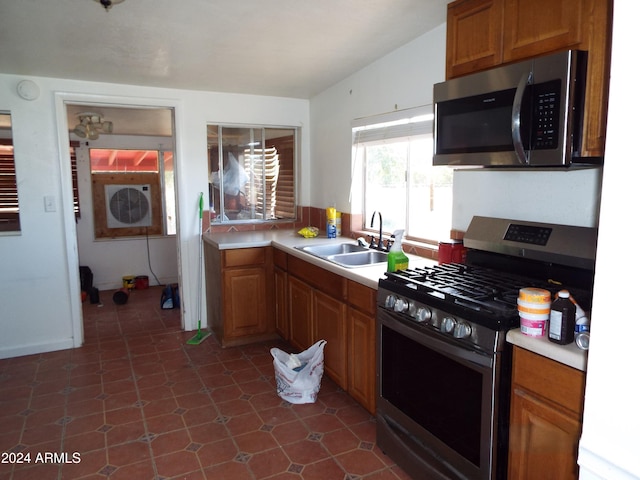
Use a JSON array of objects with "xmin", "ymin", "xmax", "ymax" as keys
[
  {"xmin": 508, "ymin": 387, "xmax": 582, "ymax": 480},
  {"xmin": 314, "ymin": 290, "xmax": 348, "ymax": 390},
  {"xmin": 446, "ymin": 0, "xmax": 504, "ymax": 79},
  {"xmin": 502, "ymin": 0, "xmax": 584, "ymax": 63},
  {"xmin": 579, "ymin": 0, "xmax": 613, "ymax": 158},
  {"xmin": 274, "ymin": 267, "xmax": 289, "ymax": 340},
  {"xmin": 222, "ymin": 267, "xmax": 268, "ymax": 339},
  {"xmin": 348, "ymin": 307, "xmax": 376, "ymax": 414},
  {"xmin": 288, "ymin": 276, "xmax": 314, "ymax": 351}
]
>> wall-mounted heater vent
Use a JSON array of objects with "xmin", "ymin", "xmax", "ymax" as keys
[{"xmin": 105, "ymin": 184, "xmax": 152, "ymax": 228}]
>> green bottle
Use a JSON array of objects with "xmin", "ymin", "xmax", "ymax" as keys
[{"xmin": 387, "ymin": 229, "xmax": 409, "ymax": 272}]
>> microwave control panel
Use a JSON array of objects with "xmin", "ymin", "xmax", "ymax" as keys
[{"xmin": 532, "ymin": 79, "xmax": 561, "ymax": 150}]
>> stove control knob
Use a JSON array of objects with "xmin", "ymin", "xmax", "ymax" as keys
[
  {"xmin": 384, "ymin": 295, "xmax": 397, "ymax": 309},
  {"xmin": 415, "ymin": 307, "xmax": 432, "ymax": 323},
  {"xmin": 453, "ymin": 321, "xmax": 472, "ymax": 339},
  {"xmin": 408, "ymin": 302, "xmax": 418, "ymax": 317},
  {"xmin": 441, "ymin": 316, "xmax": 456, "ymax": 334},
  {"xmin": 394, "ymin": 297, "xmax": 409, "ymax": 313}
]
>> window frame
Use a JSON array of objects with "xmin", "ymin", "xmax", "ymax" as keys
[
  {"xmin": 207, "ymin": 123, "xmax": 299, "ymax": 225},
  {"xmin": 0, "ymin": 112, "xmax": 20, "ymax": 234},
  {"xmin": 353, "ymin": 106, "xmax": 454, "ymax": 246},
  {"xmin": 88, "ymin": 147, "xmax": 175, "ymax": 239}
]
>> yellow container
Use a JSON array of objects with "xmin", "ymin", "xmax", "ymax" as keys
[
  {"xmin": 518, "ymin": 287, "xmax": 551, "ymax": 304},
  {"xmin": 326, "ymin": 207, "xmax": 337, "ymax": 238},
  {"xmin": 122, "ymin": 275, "xmax": 135, "ymax": 290}
]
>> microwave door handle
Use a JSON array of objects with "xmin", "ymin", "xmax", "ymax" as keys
[{"xmin": 512, "ymin": 71, "xmax": 532, "ymax": 165}]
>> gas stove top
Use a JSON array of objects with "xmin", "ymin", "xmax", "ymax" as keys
[
  {"xmin": 378, "ymin": 216, "xmax": 597, "ymax": 338},
  {"xmin": 380, "ymin": 262, "xmax": 581, "ymax": 331}
]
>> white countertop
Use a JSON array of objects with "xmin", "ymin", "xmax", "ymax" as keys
[
  {"xmin": 506, "ymin": 329, "xmax": 588, "ymax": 371},
  {"xmin": 203, "ymin": 229, "xmax": 586, "ymax": 371},
  {"xmin": 203, "ymin": 229, "xmax": 436, "ymax": 290}
]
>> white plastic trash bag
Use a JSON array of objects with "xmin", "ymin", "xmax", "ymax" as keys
[{"xmin": 271, "ymin": 340, "xmax": 327, "ymax": 404}]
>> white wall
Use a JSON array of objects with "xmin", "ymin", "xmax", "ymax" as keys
[
  {"xmin": 309, "ymin": 24, "xmax": 447, "ymax": 214},
  {"xmin": 452, "ymin": 167, "xmax": 603, "ymax": 230},
  {"xmin": 578, "ymin": 1, "xmax": 640, "ymax": 478},
  {"xmin": 0, "ymin": 74, "xmax": 310, "ymax": 359}
]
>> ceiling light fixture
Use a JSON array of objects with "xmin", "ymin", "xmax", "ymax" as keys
[
  {"xmin": 94, "ymin": 0, "xmax": 126, "ymax": 11},
  {"xmin": 73, "ymin": 112, "xmax": 113, "ymax": 140}
]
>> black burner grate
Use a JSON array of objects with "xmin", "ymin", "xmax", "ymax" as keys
[{"xmin": 383, "ymin": 262, "xmax": 589, "ymax": 324}]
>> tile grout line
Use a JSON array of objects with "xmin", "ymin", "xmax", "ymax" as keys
[
  {"xmin": 121, "ymin": 332, "xmax": 160, "ymax": 479},
  {"xmin": 182, "ymin": 341, "xmax": 259, "ymax": 479}
]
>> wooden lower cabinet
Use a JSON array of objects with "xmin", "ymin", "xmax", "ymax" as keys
[
  {"xmin": 274, "ymin": 267, "xmax": 289, "ymax": 340},
  {"xmin": 274, "ymin": 248, "xmax": 289, "ymax": 340},
  {"xmin": 282, "ymin": 254, "xmax": 377, "ymax": 413},
  {"xmin": 508, "ymin": 346, "xmax": 586, "ymax": 479},
  {"xmin": 288, "ymin": 275, "xmax": 314, "ymax": 352},
  {"xmin": 204, "ymin": 244, "xmax": 276, "ymax": 347},
  {"xmin": 314, "ymin": 291, "xmax": 348, "ymax": 390},
  {"xmin": 222, "ymin": 266, "xmax": 269, "ymax": 338},
  {"xmin": 348, "ymin": 306, "xmax": 376, "ymax": 413}
]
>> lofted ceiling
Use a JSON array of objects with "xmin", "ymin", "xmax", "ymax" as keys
[
  {"xmin": 2, "ymin": 0, "xmax": 449, "ymax": 137},
  {"xmin": 0, "ymin": 0, "xmax": 449, "ymax": 100}
]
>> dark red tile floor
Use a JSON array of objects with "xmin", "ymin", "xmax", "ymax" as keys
[{"xmin": 0, "ymin": 286, "xmax": 411, "ymax": 479}]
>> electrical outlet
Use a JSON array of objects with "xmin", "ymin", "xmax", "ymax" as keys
[{"xmin": 44, "ymin": 195, "xmax": 56, "ymax": 212}]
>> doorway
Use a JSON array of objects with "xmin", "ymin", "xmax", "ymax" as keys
[{"xmin": 55, "ymin": 96, "xmax": 182, "ymax": 346}]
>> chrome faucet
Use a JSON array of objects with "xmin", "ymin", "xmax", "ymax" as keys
[{"xmin": 370, "ymin": 211, "xmax": 384, "ymax": 250}]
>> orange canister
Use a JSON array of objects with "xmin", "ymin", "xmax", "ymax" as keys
[{"xmin": 518, "ymin": 288, "xmax": 551, "ymax": 337}]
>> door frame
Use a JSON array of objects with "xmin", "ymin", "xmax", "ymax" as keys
[{"xmin": 54, "ymin": 92, "xmax": 184, "ymax": 346}]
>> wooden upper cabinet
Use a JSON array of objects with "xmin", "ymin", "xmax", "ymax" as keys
[
  {"xmin": 446, "ymin": 0, "xmax": 503, "ymax": 79},
  {"xmin": 502, "ymin": 0, "xmax": 584, "ymax": 63},
  {"xmin": 446, "ymin": 0, "xmax": 612, "ymax": 157},
  {"xmin": 579, "ymin": 0, "xmax": 613, "ymax": 158}
]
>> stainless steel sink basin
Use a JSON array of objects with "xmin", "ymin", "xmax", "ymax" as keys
[
  {"xmin": 326, "ymin": 250, "xmax": 388, "ymax": 268},
  {"xmin": 295, "ymin": 242, "xmax": 387, "ymax": 268},
  {"xmin": 296, "ymin": 243, "xmax": 369, "ymax": 257}
]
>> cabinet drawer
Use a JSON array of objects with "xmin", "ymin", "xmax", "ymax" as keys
[
  {"xmin": 274, "ymin": 248, "xmax": 288, "ymax": 270},
  {"xmin": 512, "ymin": 346, "xmax": 585, "ymax": 415},
  {"xmin": 288, "ymin": 255, "xmax": 347, "ymax": 300},
  {"xmin": 347, "ymin": 280, "xmax": 376, "ymax": 315},
  {"xmin": 223, "ymin": 247, "xmax": 267, "ymax": 268}
]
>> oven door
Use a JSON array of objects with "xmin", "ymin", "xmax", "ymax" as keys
[{"xmin": 376, "ymin": 308, "xmax": 507, "ymax": 480}]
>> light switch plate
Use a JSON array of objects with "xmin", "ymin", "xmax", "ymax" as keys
[{"xmin": 44, "ymin": 195, "xmax": 56, "ymax": 212}]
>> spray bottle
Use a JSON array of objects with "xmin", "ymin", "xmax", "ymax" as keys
[{"xmin": 387, "ymin": 229, "xmax": 409, "ymax": 272}]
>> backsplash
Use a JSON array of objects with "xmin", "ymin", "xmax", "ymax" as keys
[
  {"xmin": 204, "ymin": 207, "xmax": 439, "ymax": 261},
  {"xmin": 204, "ymin": 206, "xmax": 354, "ymax": 236}
]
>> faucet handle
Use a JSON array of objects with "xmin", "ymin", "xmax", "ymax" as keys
[{"xmin": 385, "ymin": 238, "xmax": 394, "ymax": 252}]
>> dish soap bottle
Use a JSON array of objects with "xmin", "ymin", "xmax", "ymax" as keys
[{"xmin": 387, "ymin": 229, "xmax": 409, "ymax": 272}]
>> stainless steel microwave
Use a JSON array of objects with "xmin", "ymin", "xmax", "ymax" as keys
[{"xmin": 433, "ymin": 50, "xmax": 593, "ymax": 167}]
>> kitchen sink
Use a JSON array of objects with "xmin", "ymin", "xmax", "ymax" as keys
[
  {"xmin": 296, "ymin": 242, "xmax": 369, "ymax": 257},
  {"xmin": 327, "ymin": 250, "xmax": 388, "ymax": 268},
  {"xmin": 295, "ymin": 242, "xmax": 387, "ymax": 268}
]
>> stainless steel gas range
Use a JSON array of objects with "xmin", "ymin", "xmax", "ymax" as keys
[{"xmin": 376, "ymin": 216, "xmax": 597, "ymax": 480}]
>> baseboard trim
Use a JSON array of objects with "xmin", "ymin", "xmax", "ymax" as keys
[
  {"xmin": 579, "ymin": 445, "xmax": 639, "ymax": 480},
  {"xmin": 0, "ymin": 339, "xmax": 75, "ymax": 360}
]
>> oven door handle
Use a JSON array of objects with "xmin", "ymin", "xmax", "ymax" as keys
[{"xmin": 378, "ymin": 311, "xmax": 493, "ymax": 370}]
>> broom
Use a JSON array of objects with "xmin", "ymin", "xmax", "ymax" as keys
[{"xmin": 187, "ymin": 192, "xmax": 211, "ymax": 345}]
